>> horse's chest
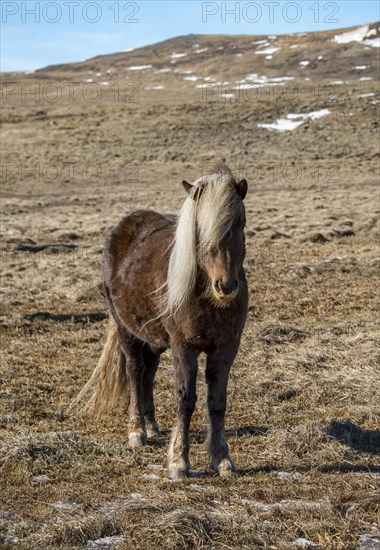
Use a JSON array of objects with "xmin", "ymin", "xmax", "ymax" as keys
[{"xmin": 184, "ymin": 308, "xmax": 244, "ymax": 352}]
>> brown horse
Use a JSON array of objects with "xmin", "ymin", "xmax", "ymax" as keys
[{"xmin": 75, "ymin": 163, "xmax": 248, "ymax": 479}]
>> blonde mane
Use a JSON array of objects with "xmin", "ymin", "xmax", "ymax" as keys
[{"xmin": 161, "ymin": 166, "xmax": 243, "ymax": 315}]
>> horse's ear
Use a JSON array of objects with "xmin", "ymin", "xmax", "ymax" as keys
[
  {"xmin": 182, "ymin": 180, "xmax": 202, "ymax": 200},
  {"xmin": 182, "ymin": 180, "xmax": 193, "ymax": 194},
  {"xmin": 235, "ymin": 179, "xmax": 247, "ymax": 200}
]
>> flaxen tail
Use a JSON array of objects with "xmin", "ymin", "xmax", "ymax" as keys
[{"xmin": 70, "ymin": 315, "xmax": 127, "ymax": 416}]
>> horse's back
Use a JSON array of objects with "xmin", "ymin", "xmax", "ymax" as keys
[{"xmin": 103, "ymin": 210, "xmax": 175, "ymax": 282}]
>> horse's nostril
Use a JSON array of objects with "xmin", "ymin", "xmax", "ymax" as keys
[
  {"xmin": 216, "ymin": 279, "xmax": 239, "ymax": 295},
  {"xmin": 215, "ymin": 278, "xmax": 222, "ymax": 292}
]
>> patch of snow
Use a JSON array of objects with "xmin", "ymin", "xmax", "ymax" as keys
[
  {"xmin": 188, "ymin": 483, "xmax": 212, "ymax": 491},
  {"xmin": 129, "ymin": 492, "xmax": 143, "ymax": 500},
  {"xmin": 236, "ymin": 53, "xmax": 243, "ymax": 57},
  {"xmin": 144, "ymin": 85, "xmax": 164, "ymax": 90},
  {"xmin": 354, "ymin": 65, "xmax": 368, "ymax": 70},
  {"xmin": 245, "ymin": 74, "xmax": 295, "ymax": 86},
  {"xmin": 31, "ymin": 475, "xmax": 50, "ymax": 486},
  {"xmin": 95, "ymin": 72, "xmax": 102, "ymax": 77},
  {"xmin": 366, "ymin": 29, "xmax": 377, "ymax": 37},
  {"xmin": 50, "ymin": 501, "xmax": 80, "ymax": 510},
  {"xmin": 258, "ymin": 109, "xmax": 330, "ymax": 132},
  {"xmin": 154, "ymin": 68, "xmax": 171, "ymax": 73},
  {"xmin": 146, "ymin": 463, "xmax": 164, "ymax": 470},
  {"xmin": 363, "ymin": 38, "xmax": 380, "ymax": 47},
  {"xmin": 127, "ymin": 65, "xmax": 152, "ymax": 70},
  {"xmin": 271, "ymin": 76, "xmax": 295, "ymax": 82},
  {"xmin": 217, "ymin": 46, "xmax": 224, "ymax": 50},
  {"xmin": 106, "ymin": 69, "xmax": 112, "ymax": 74},
  {"xmin": 358, "ymin": 93, "xmax": 375, "ymax": 98},
  {"xmin": 266, "ymin": 55, "xmax": 273, "ymax": 60},
  {"xmin": 170, "ymin": 52, "xmax": 187, "ymax": 59},
  {"xmin": 100, "ymin": 81, "xmax": 109, "ymax": 86},
  {"xmin": 359, "ymin": 77, "xmax": 373, "ymax": 81},
  {"xmin": 84, "ymin": 78, "xmax": 93, "ymax": 83},
  {"xmin": 317, "ymin": 55, "xmax": 323, "ymax": 60},
  {"xmin": 288, "ymin": 109, "xmax": 331, "ymax": 121},
  {"xmin": 330, "ymin": 80, "xmax": 344, "ymax": 84},
  {"xmin": 269, "ymin": 35, "xmax": 277, "ymax": 39},
  {"xmin": 86, "ymin": 536, "xmax": 128, "ymax": 548},
  {"xmin": 195, "ymin": 48, "xmax": 208, "ymax": 53},
  {"xmin": 252, "ymin": 40, "xmax": 269, "ymax": 45},
  {"xmin": 299, "ymin": 60, "xmax": 310, "ymax": 67},
  {"xmin": 183, "ymin": 76, "xmax": 198, "ymax": 81},
  {"xmin": 294, "ymin": 538, "xmax": 318, "ymax": 547},
  {"xmin": 259, "ymin": 118, "xmax": 305, "ymax": 132},
  {"xmin": 289, "ymin": 44, "xmax": 299, "ymax": 49},
  {"xmin": 220, "ymin": 93, "xmax": 235, "ymax": 99},
  {"xmin": 358, "ymin": 534, "xmax": 380, "ymax": 550},
  {"xmin": 241, "ymin": 498, "xmax": 272, "ymax": 512},
  {"xmin": 255, "ymin": 47, "xmax": 280, "ymax": 55},
  {"xmin": 140, "ymin": 473, "xmax": 160, "ymax": 480},
  {"xmin": 334, "ymin": 25, "xmax": 369, "ymax": 43}
]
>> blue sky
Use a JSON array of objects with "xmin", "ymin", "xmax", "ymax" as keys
[{"xmin": 1, "ymin": 1, "xmax": 379, "ymax": 72}]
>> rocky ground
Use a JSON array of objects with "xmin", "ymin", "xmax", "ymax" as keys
[{"xmin": 1, "ymin": 22, "xmax": 379, "ymax": 549}]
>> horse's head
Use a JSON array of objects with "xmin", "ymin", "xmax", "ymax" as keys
[{"xmin": 182, "ymin": 174, "xmax": 247, "ymax": 308}]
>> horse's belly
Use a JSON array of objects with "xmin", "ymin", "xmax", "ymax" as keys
[{"xmin": 109, "ymin": 226, "xmax": 172, "ymax": 349}]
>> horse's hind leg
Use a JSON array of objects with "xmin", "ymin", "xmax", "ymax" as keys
[
  {"xmin": 118, "ymin": 330, "xmax": 147, "ymax": 447},
  {"xmin": 142, "ymin": 345, "xmax": 161, "ymax": 437},
  {"xmin": 205, "ymin": 344, "xmax": 239, "ymax": 477}
]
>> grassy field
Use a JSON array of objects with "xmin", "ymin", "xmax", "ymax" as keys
[{"xmin": 1, "ymin": 25, "xmax": 380, "ymax": 549}]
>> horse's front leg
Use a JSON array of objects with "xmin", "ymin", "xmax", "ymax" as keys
[
  {"xmin": 206, "ymin": 343, "xmax": 239, "ymax": 477},
  {"xmin": 168, "ymin": 344, "xmax": 198, "ymax": 480}
]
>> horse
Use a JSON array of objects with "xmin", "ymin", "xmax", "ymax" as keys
[{"xmin": 75, "ymin": 163, "xmax": 248, "ymax": 479}]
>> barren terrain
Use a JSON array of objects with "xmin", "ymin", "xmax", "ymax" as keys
[{"xmin": 1, "ymin": 23, "xmax": 379, "ymax": 549}]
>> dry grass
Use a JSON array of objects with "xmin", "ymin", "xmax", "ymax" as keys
[{"xmin": 1, "ymin": 27, "xmax": 380, "ymax": 549}]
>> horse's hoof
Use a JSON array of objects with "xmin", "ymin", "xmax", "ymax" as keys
[
  {"xmin": 218, "ymin": 457, "xmax": 238, "ymax": 478},
  {"xmin": 146, "ymin": 421, "xmax": 161, "ymax": 438},
  {"xmin": 168, "ymin": 467, "xmax": 187, "ymax": 481},
  {"xmin": 210, "ymin": 456, "xmax": 238, "ymax": 477},
  {"xmin": 167, "ymin": 461, "xmax": 189, "ymax": 481},
  {"xmin": 129, "ymin": 431, "xmax": 147, "ymax": 447}
]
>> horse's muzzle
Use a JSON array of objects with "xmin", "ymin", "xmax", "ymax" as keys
[{"xmin": 212, "ymin": 278, "xmax": 239, "ymax": 304}]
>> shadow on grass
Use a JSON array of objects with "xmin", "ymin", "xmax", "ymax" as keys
[
  {"xmin": 239, "ymin": 462, "xmax": 380, "ymax": 476},
  {"xmin": 326, "ymin": 420, "xmax": 380, "ymax": 455},
  {"xmin": 24, "ymin": 311, "xmax": 107, "ymax": 323}
]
